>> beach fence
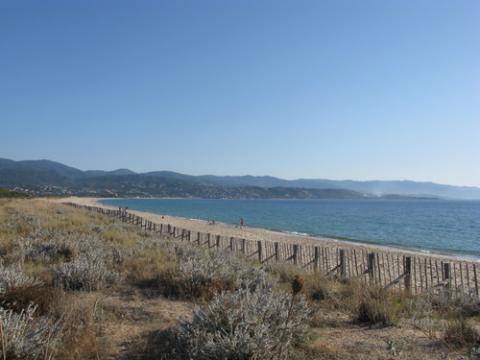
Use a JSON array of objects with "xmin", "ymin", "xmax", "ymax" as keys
[{"xmin": 66, "ymin": 202, "xmax": 480, "ymax": 298}]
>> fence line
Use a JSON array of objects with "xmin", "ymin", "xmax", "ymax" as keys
[{"xmin": 66, "ymin": 202, "xmax": 480, "ymax": 298}]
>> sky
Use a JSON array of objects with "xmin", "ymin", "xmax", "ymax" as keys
[{"xmin": 1, "ymin": 1, "xmax": 479, "ymax": 186}]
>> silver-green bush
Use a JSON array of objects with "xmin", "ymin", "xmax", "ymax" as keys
[
  {"xmin": 53, "ymin": 253, "xmax": 118, "ymax": 291},
  {"xmin": 178, "ymin": 284, "xmax": 311, "ymax": 360},
  {"xmin": 0, "ymin": 263, "xmax": 41, "ymax": 293}
]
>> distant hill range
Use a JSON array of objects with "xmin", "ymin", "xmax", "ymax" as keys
[{"xmin": 1, "ymin": 158, "xmax": 479, "ymax": 200}]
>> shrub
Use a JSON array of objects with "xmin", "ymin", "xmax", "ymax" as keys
[
  {"xmin": 352, "ymin": 285, "xmax": 396, "ymax": 327},
  {"xmin": 150, "ymin": 242, "xmax": 269, "ymax": 300},
  {"xmin": 429, "ymin": 288, "xmax": 480, "ymax": 318},
  {"xmin": 0, "ymin": 304, "xmax": 63, "ymax": 359},
  {"xmin": 178, "ymin": 283, "xmax": 311, "ymax": 360},
  {"xmin": 24, "ymin": 240, "xmax": 76, "ymax": 264},
  {"xmin": 53, "ymin": 254, "xmax": 118, "ymax": 291},
  {"xmin": 444, "ymin": 317, "xmax": 480, "ymax": 348},
  {"xmin": 0, "ymin": 263, "xmax": 41, "ymax": 293},
  {"xmin": 0, "ymin": 286, "xmax": 64, "ymax": 316}
]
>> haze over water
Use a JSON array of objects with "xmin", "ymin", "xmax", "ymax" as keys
[{"xmin": 101, "ymin": 198, "xmax": 480, "ymax": 259}]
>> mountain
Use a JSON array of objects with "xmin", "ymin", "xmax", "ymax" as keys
[
  {"xmin": 1, "ymin": 158, "xmax": 479, "ymax": 199},
  {"xmin": 193, "ymin": 176, "xmax": 480, "ymax": 200}
]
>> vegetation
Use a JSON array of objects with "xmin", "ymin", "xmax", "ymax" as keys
[
  {"xmin": 3, "ymin": 157, "xmax": 480, "ymax": 199},
  {"xmin": 0, "ymin": 199, "xmax": 479, "ymax": 359},
  {"xmin": 0, "ymin": 188, "xmax": 28, "ymax": 198}
]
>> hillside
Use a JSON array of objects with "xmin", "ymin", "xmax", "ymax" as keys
[{"xmin": 1, "ymin": 158, "xmax": 479, "ymax": 199}]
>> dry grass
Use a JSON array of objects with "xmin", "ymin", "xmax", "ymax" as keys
[{"xmin": 444, "ymin": 317, "xmax": 480, "ymax": 348}]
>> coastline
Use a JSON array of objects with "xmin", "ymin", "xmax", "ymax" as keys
[{"xmin": 50, "ymin": 196, "xmax": 479, "ymax": 263}]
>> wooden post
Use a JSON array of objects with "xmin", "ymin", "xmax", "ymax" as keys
[
  {"xmin": 443, "ymin": 263, "xmax": 451, "ymax": 288},
  {"xmin": 181, "ymin": 229, "xmax": 185, "ymax": 240},
  {"xmin": 474, "ymin": 264, "xmax": 479, "ymax": 298},
  {"xmin": 293, "ymin": 244, "xmax": 299, "ymax": 266},
  {"xmin": 241, "ymin": 238, "xmax": 246, "ymax": 255},
  {"xmin": 424, "ymin": 258, "xmax": 428, "ymax": 289},
  {"xmin": 467, "ymin": 264, "xmax": 471, "ymax": 291},
  {"xmin": 367, "ymin": 253, "xmax": 375, "ymax": 283},
  {"xmin": 322, "ymin": 248, "xmax": 326, "ymax": 272},
  {"xmin": 207, "ymin": 233, "xmax": 211, "ymax": 248},
  {"xmin": 429, "ymin": 259, "xmax": 434, "ymax": 289},
  {"xmin": 459, "ymin": 263, "xmax": 464, "ymax": 290},
  {"xmin": 274, "ymin": 242, "xmax": 279, "ymax": 262},
  {"xmin": 257, "ymin": 241, "xmax": 262, "ymax": 262},
  {"xmin": 376, "ymin": 253, "xmax": 382, "ymax": 286},
  {"xmin": 230, "ymin": 237, "xmax": 234, "ymax": 251},
  {"xmin": 314, "ymin": 247, "xmax": 320, "ymax": 272},
  {"xmin": 453, "ymin": 263, "xmax": 458, "ymax": 296},
  {"xmin": 216, "ymin": 235, "xmax": 221, "ymax": 249},
  {"xmin": 188, "ymin": 231, "xmax": 191, "ymax": 242},
  {"xmin": 353, "ymin": 249, "xmax": 359, "ymax": 277},
  {"xmin": 339, "ymin": 249, "xmax": 346, "ymax": 278},
  {"xmin": 404, "ymin": 256, "xmax": 411, "ymax": 292}
]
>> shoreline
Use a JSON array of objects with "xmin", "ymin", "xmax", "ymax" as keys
[{"xmin": 50, "ymin": 196, "xmax": 479, "ymax": 263}]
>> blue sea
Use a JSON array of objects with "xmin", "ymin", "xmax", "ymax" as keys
[{"xmin": 100, "ymin": 198, "xmax": 480, "ymax": 258}]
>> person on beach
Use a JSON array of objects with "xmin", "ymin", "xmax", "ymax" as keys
[{"xmin": 240, "ymin": 217, "xmax": 244, "ymax": 228}]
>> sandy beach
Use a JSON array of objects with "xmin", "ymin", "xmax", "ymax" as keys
[{"xmin": 49, "ymin": 197, "xmax": 475, "ymax": 263}]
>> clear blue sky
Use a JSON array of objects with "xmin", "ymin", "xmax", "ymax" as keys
[{"xmin": 1, "ymin": 1, "xmax": 479, "ymax": 186}]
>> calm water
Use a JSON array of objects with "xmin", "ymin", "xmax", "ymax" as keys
[{"xmin": 100, "ymin": 198, "xmax": 480, "ymax": 258}]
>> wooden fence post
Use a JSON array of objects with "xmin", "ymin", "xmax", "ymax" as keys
[
  {"xmin": 257, "ymin": 241, "xmax": 262, "ymax": 262},
  {"xmin": 368, "ymin": 253, "xmax": 375, "ymax": 283},
  {"xmin": 274, "ymin": 242, "xmax": 279, "ymax": 262},
  {"xmin": 293, "ymin": 245, "xmax": 299, "ymax": 265},
  {"xmin": 404, "ymin": 256, "xmax": 411, "ymax": 292},
  {"xmin": 230, "ymin": 237, "xmax": 234, "ymax": 251},
  {"xmin": 443, "ymin": 263, "xmax": 451, "ymax": 288},
  {"xmin": 207, "ymin": 233, "xmax": 211, "ymax": 248},
  {"xmin": 339, "ymin": 249, "xmax": 346, "ymax": 278},
  {"xmin": 474, "ymin": 264, "xmax": 479, "ymax": 298},
  {"xmin": 314, "ymin": 246, "xmax": 320, "ymax": 272},
  {"xmin": 216, "ymin": 235, "xmax": 221, "ymax": 249},
  {"xmin": 197, "ymin": 232, "xmax": 201, "ymax": 244},
  {"xmin": 241, "ymin": 238, "xmax": 246, "ymax": 255}
]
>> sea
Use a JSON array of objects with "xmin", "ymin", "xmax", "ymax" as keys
[{"xmin": 100, "ymin": 198, "xmax": 480, "ymax": 259}]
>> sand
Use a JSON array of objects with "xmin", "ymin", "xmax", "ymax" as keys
[{"xmin": 49, "ymin": 197, "xmax": 475, "ymax": 262}]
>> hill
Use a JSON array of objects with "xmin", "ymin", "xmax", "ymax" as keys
[{"xmin": 1, "ymin": 158, "xmax": 479, "ymax": 199}]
